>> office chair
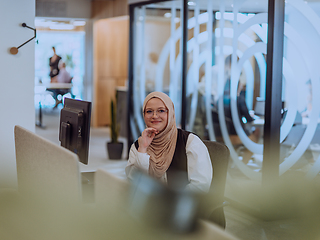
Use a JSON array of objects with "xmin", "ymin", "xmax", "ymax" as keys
[{"xmin": 202, "ymin": 140, "xmax": 230, "ymax": 229}]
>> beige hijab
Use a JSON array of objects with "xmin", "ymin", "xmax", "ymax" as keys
[{"xmin": 141, "ymin": 92, "xmax": 178, "ymax": 179}]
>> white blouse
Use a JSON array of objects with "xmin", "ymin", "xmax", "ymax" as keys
[{"xmin": 125, "ymin": 133, "xmax": 213, "ymax": 193}]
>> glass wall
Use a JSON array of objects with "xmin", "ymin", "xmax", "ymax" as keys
[
  {"xmin": 129, "ymin": 0, "xmax": 320, "ymax": 214},
  {"xmin": 183, "ymin": 0, "xmax": 269, "ymax": 211},
  {"xmin": 280, "ymin": 0, "xmax": 320, "ymax": 179},
  {"xmin": 130, "ymin": 0, "xmax": 183, "ymax": 140}
]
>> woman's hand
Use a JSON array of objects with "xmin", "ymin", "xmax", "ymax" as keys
[{"xmin": 138, "ymin": 127, "xmax": 159, "ymax": 153}]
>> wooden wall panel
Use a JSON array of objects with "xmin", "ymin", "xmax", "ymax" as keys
[
  {"xmin": 114, "ymin": 0, "xmax": 129, "ymax": 17},
  {"xmin": 95, "ymin": 78, "xmax": 117, "ymax": 126},
  {"xmin": 91, "ymin": 0, "xmax": 128, "ymax": 19},
  {"xmin": 93, "ymin": 16, "xmax": 129, "ymax": 127}
]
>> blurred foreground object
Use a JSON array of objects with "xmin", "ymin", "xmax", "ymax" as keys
[
  {"xmin": 0, "ymin": 170, "xmax": 239, "ymax": 240},
  {"xmin": 14, "ymin": 125, "xmax": 82, "ymax": 203},
  {"xmin": 10, "ymin": 125, "xmax": 238, "ymax": 239},
  {"xmin": 201, "ymin": 140, "xmax": 230, "ymax": 228},
  {"xmin": 128, "ymin": 169, "xmax": 200, "ymax": 233}
]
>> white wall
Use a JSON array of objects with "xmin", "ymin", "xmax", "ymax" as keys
[{"xmin": 0, "ymin": 0, "xmax": 35, "ymax": 188}]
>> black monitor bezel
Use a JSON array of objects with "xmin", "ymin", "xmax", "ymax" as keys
[{"xmin": 59, "ymin": 98, "xmax": 91, "ymax": 165}]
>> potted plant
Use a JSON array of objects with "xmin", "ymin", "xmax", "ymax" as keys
[{"xmin": 106, "ymin": 98, "xmax": 123, "ymax": 159}]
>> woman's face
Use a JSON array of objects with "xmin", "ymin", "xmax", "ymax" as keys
[{"xmin": 144, "ymin": 98, "xmax": 168, "ymax": 133}]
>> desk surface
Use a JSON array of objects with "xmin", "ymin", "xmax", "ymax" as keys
[
  {"xmin": 253, "ymin": 117, "xmax": 264, "ymax": 126},
  {"xmin": 281, "ymin": 124, "xmax": 320, "ymax": 151},
  {"xmin": 35, "ymin": 83, "xmax": 73, "ymax": 94},
  {"xmin": 79, "ymin": 159, "xmax": 128, "ymax": 179},
  {"xmin": 44, "ymin": 83, "xmax": 73, "ymax": 89},
  {"xmin": 253, "ymin": 116, "xmax": 320, "ymax": 126},
  {"xmin": 78, "ymin": 131, "xmax": 128, "ymax": 177}
]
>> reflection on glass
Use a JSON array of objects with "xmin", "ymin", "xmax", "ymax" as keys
[{"xmin": 279, "ymin": 0, "xmax": 320, "ymax": 179}]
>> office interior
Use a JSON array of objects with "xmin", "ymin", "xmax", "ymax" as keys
[{"xmin": 1, "ymin": 0, "xmax": 320, "ymax": 239}]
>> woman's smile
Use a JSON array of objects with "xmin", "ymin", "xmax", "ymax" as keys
[{"xmin": 151, "ymin": 120, "xmax": 161, "ymax": 124}]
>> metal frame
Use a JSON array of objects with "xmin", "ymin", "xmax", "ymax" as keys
[
  {"xmin": 263, "ymin": 0, "xmax": 285, "ymax": 188},
  {"xmin": 259, "ymin": 0, "xmax": 285, "ymax": 218},
  {"xmin": 181, "ymin": 0, "xmax": 188, "ymax": 129},
  {"xmin": 127, "ymin": 3, "xmax": 135, "ymax": 151}
]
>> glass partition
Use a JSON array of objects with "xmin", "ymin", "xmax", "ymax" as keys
[
  {"xmin": 182, "ymin": 0, "xmax": 268, "ymax": 209},
  {"xmin": 279, "ymin": 0, "xmax": 320, "ymax": 179},
  {"xmin": 131, "ymin": 0, "xmax": 183, "ymax": 140},
  {"xmin": 129, "ymin": 0, "xmax": 320, "ymax": 214}
]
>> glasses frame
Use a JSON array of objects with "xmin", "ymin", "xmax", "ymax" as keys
[{"xmin": 144, "ymin": 108, "xmax": 168, "ymax": 118}]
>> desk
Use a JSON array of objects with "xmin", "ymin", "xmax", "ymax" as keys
[
  {"xmin": 280, "ymin": 124, "xmax": 320, "ymax": 167},
  {"xmin": 79, "ymin": 159, "xmax": 128, "ymax": 179},
  {"xmin": 252, "ymin": 117, "xmax": 264, "ymax": 126},
  {"xmin": 35, "ymin": 83, "xmax": 74, "ymax": 128},
  {"xmin": 78, "ymin": 129, "xmax": 128, "ymax": 177},
  {"xmin": 251, "ymin": 116, "xmax": 320, "ymax": 162},
  {"xmin": 46, "ymin": 83, "xmax": 74, "ymax": 108},
  {"xmin": 44, "ymin": 82, "xmax": 73, "ymax": 89},
  {"xmin": 302, "ymin": 117, "xmax": 320, "ymax": 125},
  {"xmin": 281, "ymin": 124, "xmax": 320, "ymax": 149},
  {"xmin": 35, "ymin": 83, "xmax": 73, "ymax": 98},
  {"xmin": 35, "ymin": 83, "xmax": 73, "ymax": 92}
]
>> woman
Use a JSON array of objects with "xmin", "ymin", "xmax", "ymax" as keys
[
  {"xmin": 49, "ymin": 46, "xmax": 62, "ymax": 83},
  {"xmin": 125, "ymin": 92, "xmax": 212, "ymax": 193}
]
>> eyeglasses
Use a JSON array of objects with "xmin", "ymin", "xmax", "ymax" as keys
[{"xmin": 144, "ymin": 108, "xmax": 168, "ymax": 118}]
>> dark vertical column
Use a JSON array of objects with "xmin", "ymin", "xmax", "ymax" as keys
[
  {"xmin": 127, "ymin": 4, "xmax": 135, "ymax": 157},
  {"xmin": 181, "ymin": 0, "xmax": 188, "ymax": 130},
  {"xmin": 262, "ymin": 0, "xmax": 285, "ymax": 214}
]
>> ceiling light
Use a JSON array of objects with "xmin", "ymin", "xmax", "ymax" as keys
[
  {"xmin": 49, "ymin": 23, "xmax": 74, "ymax": 30},
  {"xmin": 35, "ymin": 19, "xmax": 52, "ymax": 28},
  {"xmin": 73, "ymin": 20, "xmax": 86, "ymax": 26}
]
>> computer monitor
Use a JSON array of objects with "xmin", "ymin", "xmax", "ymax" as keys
[
  {"xmin": 254, "ymin": 98, "xmax": 265, "ymax": 116},
  {"xmin": 59, "ymin": 98, "xmax": 92, "ymax": 165}
]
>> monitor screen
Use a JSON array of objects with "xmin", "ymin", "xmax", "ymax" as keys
[
  {"xmin": 59, "ymin": 98, "xmax": 92, "ymax": 165},
  {"xmin": 254, "ymin": 98, "xmax": 265, "ymax": 116}
]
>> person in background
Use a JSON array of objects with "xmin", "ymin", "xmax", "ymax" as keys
[
  {"xmin": 57, "ymin": 62, "xmax": 72, "ymax": 83},
  {"xmin": 48, "ymin": 61, "xmax": 73, "ymax": 109},
  {"xmin": 49, "ymin": 46, "xmax": 62, "ymax": 83},
  {"xmin": 125, "ymin": 91, "xmax": 213, "ymax": 193}
]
